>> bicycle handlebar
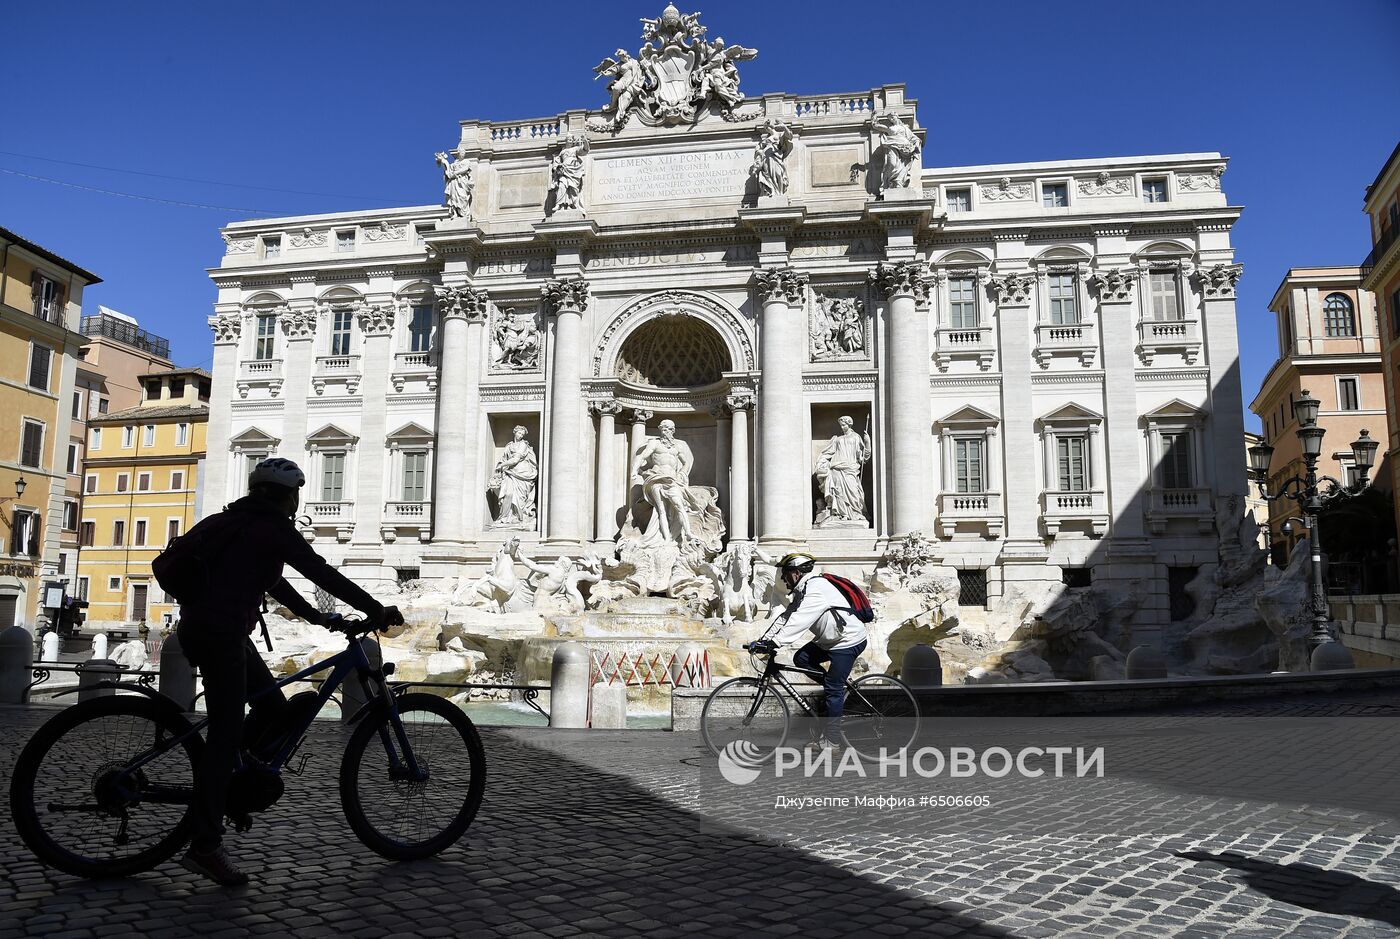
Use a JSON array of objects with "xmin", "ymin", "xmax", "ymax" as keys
[{"xmin": 743, "ymin": 638, "xmax": 778, "ymax": 655}]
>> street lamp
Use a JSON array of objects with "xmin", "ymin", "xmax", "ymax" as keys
[
  {"xmin": 1248, "ymin": 390, "xmax": 1373, "ymax": 665},
  {"xmin": 14, "ymin": 475, "xmax": 26, "ymax": 499}
]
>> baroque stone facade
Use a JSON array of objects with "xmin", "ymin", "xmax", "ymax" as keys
[{"xmin": 203, "ymin": 8, "xmax": 1247, "ymax": 642}]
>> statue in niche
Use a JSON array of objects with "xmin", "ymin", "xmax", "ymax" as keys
[
  {"xmin": 871, "ymin": 113, "xmax": 920, "ymax": 194},
  {"xmin": 814, "ymin": 415, "xmax": 872, "ymax": 526},
  {"xmin": 548, "ymin": 135, "xmax": 590, "ymax": 214},
  {"xmin": 488, "ymin": 426, "xmax": 538, "ymax": 528},
  {"xmin": 434, "ymin": 150, "xmax": 475, "ymax": 220},
  {"xmin": 492, "ymin": 308, "xmax": 540, "ymax": 370},
  {"xmin": 750, "ymin": 118, "xmax": 792, "ymax": 198},
  {"xmin": 631, "ymin": 419, "xmax": 724, "ymax": 551},
  {"xmin": 810, "ymin": 295, "xmax": 866, "ymax": 359}
]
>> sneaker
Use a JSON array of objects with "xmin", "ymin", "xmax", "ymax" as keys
[{"xmin": 180, "ymin": 846, "xmax": 250, "ymax": 886}]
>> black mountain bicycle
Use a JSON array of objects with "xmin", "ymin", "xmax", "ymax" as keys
[
  {"xmin": 9, "ymin": 616, "xmax": 485, "ymax": 878},
  {"xmin": 700, "ymin": 638, "xmax": 921, "ymax": 761}
]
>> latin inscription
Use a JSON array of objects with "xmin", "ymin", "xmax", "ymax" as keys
[{"xmin": 592, "ymin": 149, "xmax": 751, "ymax": 205}]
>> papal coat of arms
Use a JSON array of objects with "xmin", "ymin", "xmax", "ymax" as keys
[{"xmin": 589, "ymin": 5, "xmax": 758, "ymax": 132}]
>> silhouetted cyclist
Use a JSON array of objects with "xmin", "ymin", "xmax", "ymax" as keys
[{"xmin": 170, "ymin": 458, "xmax": 401, "ymax": 884}]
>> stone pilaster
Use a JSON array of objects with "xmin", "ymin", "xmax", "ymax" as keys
[
  {"xmin": 1090, "ymin": 266, "xmax": 1148, "ymax": 543},
  {"xmin": 431, "ymin": 285, "xmax": 489, "ymax": 544},
  {"xmin": 350, "ymin": 300, "xmax": 396, "ymax": 553},
  {"xmin": 754, "ymin": 266, "xmax": 809, "ymax": 545},
  {"xmin": 591, "ymin": 400, "xmax": 623, "ymax": 543},
  {"xmin": 727, "ymin": 393, "xmax": 755, "ymax": 541},
  {"xmin": 543, "ymin": 277, "xmax": 590, "ymax": 544},
  {"xmin": 278, "ymin": 304, "xmax": 319, "ymax": 463},
  {"xmin": 988, "ymin": 272, "xmax": 1040, "ymax": 547},
  {"xmin": 1194, "ymin": 263, "xmax": 1249, "ymax": 503},
  {"xmin": 872, "ymin": 261, "xmax": 932, "ymax": 538},
  {"xmin": 202, "ymin": 311, "xmax": 243, "ymax": 516}
]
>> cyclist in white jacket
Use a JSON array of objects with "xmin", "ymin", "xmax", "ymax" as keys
[{"xmin": 769, "ymin": 553, "xmax": 869, "ymax": 748}]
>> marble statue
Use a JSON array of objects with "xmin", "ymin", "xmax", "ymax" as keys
[
  {"xmin": 871, "ymin": 113, "xmax": 920, "ymax": 194},
  {"xmin": 457, "ymin": 538, "xmax": 526, "ymax": 612},
  {"xmin": 489, "ymin": 426, "xmax": 538, "ymax": 528},
  {"xmin": 750, "ymin": 119, "xmax": 792, "ymax": 198},
  {"xmin": 589, "ymin": 6, "xmax": 758, "ymax": 130},
  {"xmin": 705, "ymin": 542, "xmax": 776, "ymax": 625},
  {"xmin": 517, "ymin": 550, "xmax": 601, "ymax": 613},
  {"xmin": 814, "ymin": 415, "xmax": 871, "ymax": 526},
  {"xmin": 492, "ymin": 307, "xmax": 540, "ymax": 370},
  {"xmin": 631, "ymin": 419, "xmax": 723, "ymax": 550},
  {"xmin": 548, "ymin": 135, "xmax": 590, "ymax": 214},
  {"xmin": 810, "ymin": 295, "xmax": 865, "ymax": 359},
  {"xmin": 435, "ymin": 150, "xmax": 475, "ymax": 220}
]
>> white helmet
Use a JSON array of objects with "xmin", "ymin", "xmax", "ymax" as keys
[{"xmin": 248, "ymin": 457, "xmax": 305, "ymax": 491}]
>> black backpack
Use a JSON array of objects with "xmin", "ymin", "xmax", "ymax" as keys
[
  {"xmin": 821, "ymin": 573, "xmax": 876, "ymax": 623},
  {"xmin": 151, "ymin": 514, "xmax": 247, "ymax": 604}
]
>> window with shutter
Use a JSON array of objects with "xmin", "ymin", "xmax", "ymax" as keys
[
  {"xmin": 1159, "ymin": 432, "xmax": 1194, "ymax": 488},
  {"xmin": 20, "ymin": 421, "xmax": 43, "ymax": 469},
  {"xmin": 1056, "ymin": 436, "xmax": 1088, "ymax": 491},
  {"xmin": 26, "ymin": 344, "xmax": 50, "ymax": 390},
  {"xmin": 954, "ymin": 438, "xmax": 985, "ymax": 493}
]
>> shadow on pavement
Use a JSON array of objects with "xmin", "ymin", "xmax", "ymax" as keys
[
  {"xmin": 0, "ymin": 719, "xmax": 1010, "ymax": 937},
  {"xmin": 1177, "ymin": 850, "xmax": 1400, "ymax": 928}
]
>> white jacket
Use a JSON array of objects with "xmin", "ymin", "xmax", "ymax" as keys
[{"xmin": 769, "ymin": 572, "xmax": 868, "ymax": 651}]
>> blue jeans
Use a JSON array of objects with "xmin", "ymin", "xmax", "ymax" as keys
[{"xmin": 793, "ymin": 640, "xmax": 867, "ymax": 744}]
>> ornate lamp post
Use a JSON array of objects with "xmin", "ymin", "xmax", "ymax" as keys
[{"xmin": 1247, "ymin": 390, "xmax": 1378, "ymax": 661}]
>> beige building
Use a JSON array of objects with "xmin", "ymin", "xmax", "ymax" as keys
[
  {"xmin": 1362, "ymin": 142, "xmax": 1400, "ymax": 554},
  {"xmin": 1250, "ymin": 266, "xmax": 1384, "ymax": 560}
]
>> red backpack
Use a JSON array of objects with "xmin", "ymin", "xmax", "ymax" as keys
[{"xmin": 821, "ymin": 573, "xmax": 876, "ymax": 623}]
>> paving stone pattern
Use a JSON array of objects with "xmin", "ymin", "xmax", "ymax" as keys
[{"xmin": 1, "ymin": 690, "xmax": 1399, "ymax": 937}]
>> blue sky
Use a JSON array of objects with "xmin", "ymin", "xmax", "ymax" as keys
[{"xmin": 5, "ymin": 1, "xmax": 1399, "ymax": 425}]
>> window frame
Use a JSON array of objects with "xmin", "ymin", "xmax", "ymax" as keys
[
  {"xmin": 27, "ymin": 341, "xmax": 52, "ymax": 392},
  {"xmin": 166, "ymin": 517, "xmax": 182, "ymax": 545},
  {"xmin": 947, "ymin": 276, "xmax": 979, "ymax": 329},
  {"xmin": 1142, "ymin": 177, "xmax": 1169, "ymax": 204},
  {"xmin": 262, "ymin": 234, "xmax": 282, "ymax": 259},
  {"xmin": 320, "ymin": 451, "xmax": 348, "ymax": 502},
  {"xmin": 1041, "ymin": 180, "xmax": 1070, "ymax": 208},
  {"xmin": 1147, "ymin": 269, "xmax": 1184, "ymax": 322},
  {"xmin": 66, "ymin": 443, "xmax": 78, "ymax": 475},
  {"xmin": 112, "ymin": 518, "xmax": 126, "ymax": 547},
  {"xmin": 142, "ymin": 424, "xmax": 156, "ymax": 448},
  {"xmin": 79, "ymin": 520, "xmax": 95, "ymax": 547},
  {"xmin": 407, "ymin": 304, "xmax": 435, "ymax": 353},
  {"xmin": 19, "ymin": 419, "xmax": 44, "ymax": 469},
  {"xmin": 176, "ymin": 423, "xmax": 189, "ymax": 447},
  {"xmin": 953, "ymin": 436, "xmax": 987, "ymax": 494},
  {"xmin": 330, "ymin": 307, "xmax": 354, "ymax": 356},
  {"xmin": 945, "ymin": 187, "xmax": 972, "ymax": 213},
  {"xmin": 10, "ymin": 508, "xmax": 40, "ymax": 557},
  {"xmin": 137, "ymin": 472, "xmax": 152, "ymax": 492},
  {"xmin": 335, "ymin": 229, "xmax": 356, "ymax": 253},
  {"xmin": 401, "ymin": 449, "xmax": 429, "ymax": 502},
  {"xmin": 1055, "ymin": 434, "xmax": 1089, "ymax": 492},
  {"xmin": 108, "ymin": 575, "xmax": 122, "ymax": 592},
  {"xmin": 84, "ymin": 473, "xmax": 98, "ymax": 494},
  {"xmin": 1337, "ymin": 376, "xmax": 1361, "ymax": 412},
  {"xmin": 133, "ymin": 518, "xmax": 148, "ymax": 547},
  {"xmin": 122, "ymin": 425, "xmax": 135, "ymax": 449},
  {"xmin": 254, "ymin": 313, "xmax": 277, "ymax": 360},
  {"xmin": 1157, "ymin": 429, "xmax": 1196, "ymax": 489},
  {"xmin": 62, "ymin": 499, "xmax": 78, "ymax": 531},
  {"xmin": 115, "ymin": 472, "xmax": 130, "ymax": 493},
  {"xmin": 1323, "ymin": 293, "xmax": 1356, "ymax": 338},
  {"xmin": 170, "ymin": 470, "xmax": 185, "ymax": 490},
  {"xmin": 1047, "ymin": 271, "xmax": 1080, "ymax": 325}
]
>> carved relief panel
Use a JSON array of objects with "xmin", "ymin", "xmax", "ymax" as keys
[{"xmin": 489, "ymin": 305, "xmax": 543, "ymax": 373}]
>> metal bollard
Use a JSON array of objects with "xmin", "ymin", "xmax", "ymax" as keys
[
  {"xmin": 340, "ymin": 637, "xmax": 381, "ymax": 724},
  {"xmin": 1125, "ymin": 645, "xmax": 1168, "ymax": 679},
  {"xmin": 40, "ymin": 630, "xmax": 60, "ymax": 662},
  {"xmin": 0, "ymin": 624, "xmax": 35, "ymax": 705},
  {"xmin": 549, "ymin": 642, "xmax": 590, "ymax": 728},
  {"xmin": 590, "ymin": 681, "xmax": 627, "ymax": 729},
  {"xmin": 78, "ymin": 659, "xmax": 121, "ymax": 702},
  {"xmin": 901, "ymin": 644, "xmax": 942, "ymax": 688},
  {"xmin": 157, "ymin": 631, "xmax": 197, "ymax": 711}
]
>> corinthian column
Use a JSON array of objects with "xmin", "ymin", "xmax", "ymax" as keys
[
  {"xmin": 432, "ymin": 285, "xmax": 489, "ymax": 543},
  {"xmin": 872, "ymin": 261, "xmax": 933, "ymax": 538},
  {"xmin": 727, "ymin": 393, "xmax": 755, "ymax": 541},
  {"xmin": 544, "ymin": 277, "xmax": 590, "ymax": 544},
  {"xmin": 754, "ymin": 266, "xmax": 809, "ymax": 545},
  {"xmin": 591, "ymin": 401, "xmax": 623, "ymax": 543},
  {"xmin": 202, "ymin": 312, "xmax": 242, "ymax": 516}
]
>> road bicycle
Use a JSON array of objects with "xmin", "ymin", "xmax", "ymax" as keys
[
  {"xmin": 699, "ymin": 638, "xmax": 921, "ymax": 762},
  {"xmin": 8, "ymin": 616, "xmax": 486, "ymax": 878}
]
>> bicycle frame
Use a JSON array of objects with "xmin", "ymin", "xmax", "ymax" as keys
[
  {"xmin": 110, "ymin": 634, "xmax": 426, "ymax": 807},
  {"xmin": 749, "ymin": 654, "xmax": 882, "ymax": 721}
]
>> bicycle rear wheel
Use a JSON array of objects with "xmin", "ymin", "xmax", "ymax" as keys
[
  {"xmin": 699, "ymin": 676, "xmax": 790, "ymax": 762},
  {"xmin": 339, "ymin": 692, "xmax": 485, "ymax": 860},
  {"xmin": 9, "ymin": 695, "xmax": 201, "ymax": 878},
  {"xmin": 842, "ymin": 674, "xmax": 921, "ymax": 761}
]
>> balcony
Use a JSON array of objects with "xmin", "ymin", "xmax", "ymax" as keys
[
  {"xmin": 1040, "ymin": 489, "xmax": 1109, "ymax": 537},
  {"xmin": 382, "ymin": 501, "xmax": 432, "ymax": 542},
  {"xmin": 1361, "ymin": 225, "xmax": 1399, "ymax": 283},
  {"xmin": 1145, "ymin": 487, "xmax": 1214, "ymax": 534},
  {"xmin": 81, "ymin": 314, "xmax": 171, "ymax": 358},
  {"xmin": 313, "ymin": 355, "xmax": 361, "ymax": 396},
  {"xmin": 1033, "ymin": 321, "xmax": 1097, "ymax": 368},
  {"xmin": 936, "ymin": 491, "xmax": 1003, "ymax": 538},
  {"xmin": 1136, "ymin": 318, "xmax": 1201, "ymax": 366},
  {"xmin": 933, "ymin": 326, "xmax": 995, "ymax": 372},
  {"xmin": 392, "ymin": 351, "xmax": 437, "ymax": 393},
  {"xmin": 236, "ymin": 358, "xmax": 283, "ymax": 398},
  {"xmin": 304, "ymin": 501, "xmax": 354, "ymax": 542}
]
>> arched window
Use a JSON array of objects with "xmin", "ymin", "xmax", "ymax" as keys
[{"xmin": 1323, "ymin": 293, "xmax": 1356, "ymax": 337}]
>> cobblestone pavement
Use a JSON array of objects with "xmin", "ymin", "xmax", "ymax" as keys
[{"xmin": 1, "ymin": 690, "xmax": 1400, "ymax": 937}]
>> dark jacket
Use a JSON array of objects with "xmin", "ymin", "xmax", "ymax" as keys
[{"xmin": 178, "ymin": 496, "xmax": 384, "ymax": 634}]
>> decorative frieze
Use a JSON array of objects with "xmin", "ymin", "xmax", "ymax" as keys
[
  {"xmin": 1089, "ymin": 268, "xmax": 1136, "ymax": 303},
  {"xmin": 810, "ymin": 294, "xmax": 867, "ymax": 361},
  {"xmin": 987, "ymin": 272, "xmax": 1034, "ymax": 306},
  {"xmin": 222, "ymin": 233, "xmax": 255, "ymax": 254},
  {"xmin": 1194, "ymin": 263, "xmax": 1243, "ymax": 300},
  {"xmin": 1077, "ymin": 173, "xmax": 1133, "ymax": 197},
  {"xmin": 979, "ymin": 177, "xmax": 1033, "ymax": 203},
  {"xmin": 490, "ymin": 305, "xmax": 542, "ymax": 371},
  {"xmin": 753, "ymin": 266, "xmax": 808, "ymax": 304},
  {"xmin": 290, "ymin": 228, "xmax": 328, "ymax": 249},
  {"xmin": 1175, "ymin": 166, "xmax": 1225, "ymax": 192},
  {"xmin": 363, "ymin": 221, "xmax": 407, "ymax": 243},
  {"xmin": 543, "ymin": 277, "xmax": 591, "ymax": 313}
]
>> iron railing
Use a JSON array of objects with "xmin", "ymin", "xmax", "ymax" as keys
[
  {"xmin": 1362, "ymin": 226, "xmax": 1398, "ymax": 281},
  {"xmin": 80, "ymin": 314, "xmax": 171, "ymax": 359}
]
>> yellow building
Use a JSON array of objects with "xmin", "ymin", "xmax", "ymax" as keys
[
  {"xmin": 1249, "ymin": 266, "xmax": 1384, "ymax": 561},
  {"xmin": 0, "ymin": 226, "xmax": 100, "ymax": 632},
  {"xmin": 77, "ymin": 368, "xmax": 209, "ymax": 627}
]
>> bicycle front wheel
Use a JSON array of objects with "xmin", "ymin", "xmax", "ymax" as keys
[
  {"xmin": 340, "ymin": 692, "xmax": 485, "ymax": 860},
  {"xmin": 699, "ymin": 676, "xmax": 790, "ymax": 762},
  {"xmin": 842, "ymin": 674, "xmax": 921, "ymax": 761},
  {"xmin": 9, "ymin": 695, "xmax": 201, "ymax": 878}
]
